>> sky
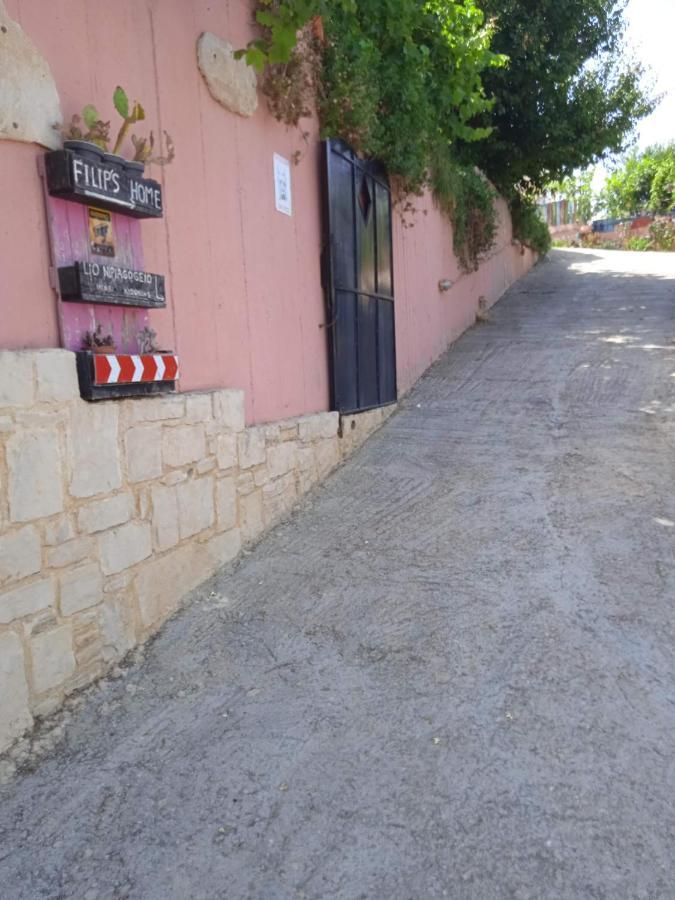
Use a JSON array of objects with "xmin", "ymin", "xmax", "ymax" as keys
[
  {"xmin": 624, "ymin": 0, "xmax": 675, "ymax": 150},
  {"xmin": 588, "ymin": 0, "xmax": 675, "ymax": 193}
]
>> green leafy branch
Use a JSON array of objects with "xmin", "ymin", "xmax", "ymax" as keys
[
  {"xmin": 431, "ymin": 154, "xmax": 500, "ymax": 272},
  {"xmin": 111, "ymin": 85, "xmax": 146, "ymax": 155},
  {"xmin": 236, "ymin": 0, "xmax": 354, "ymax": 70}
]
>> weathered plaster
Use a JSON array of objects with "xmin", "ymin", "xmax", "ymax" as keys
[
  {"xmin": 197, "ymin": 31, "xmax": 258, "ymax": 119},
  {"xmin": 0, "ymin": 1, "xmax": 62, "ymax": 149}
]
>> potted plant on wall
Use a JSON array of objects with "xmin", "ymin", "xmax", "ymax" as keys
[
  {"xmin": 137, "ymin": 326, "xmax": 167, "ymax": 355},
  {"xmin": 82, "ymin": 323, "xmax": 116, "ymax": 354},
  {"xmin": 63, "ymin": 86, "xmax": 175, "ymax": 174}
]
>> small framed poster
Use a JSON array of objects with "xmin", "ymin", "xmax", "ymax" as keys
[
  {"xmin": 88, "ymin": 207, "xmax": 115, "ymax": 257},
  {"xmin": 273, "ymin": 154, "xmax": 292, "ymax": 216}
]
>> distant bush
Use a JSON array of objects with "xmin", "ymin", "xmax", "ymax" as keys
[
  {"xmin": 580, "ymin": 216, "xmax": 674, "ymax": 252},
  {"xmin": 625, "ymin": 236, "xmax": 651, "ymax": 251},
  {"xmin": 581, "ymin": 232, "xmax": 621, "ymax": 250},
  {"xmin": 649, "ymin": 218, "xmax": 675, "ymax": 251}
]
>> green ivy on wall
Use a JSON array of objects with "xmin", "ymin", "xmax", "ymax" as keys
[
  {"xmin": 239, "ymin": 0, "xmax": 507, "ymax": 271},
  {"xmin": 509, "ymin": 196, "xmax": 552, "ymax": 256},
  {"xmin": 319, "ymin": 1, "xmax": 503, "ymax": 190},
  {"xmin": 430, "ymin": 154, "xmax": 499, "ymax": 272}
]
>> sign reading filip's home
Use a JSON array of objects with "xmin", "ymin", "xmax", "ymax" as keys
[
  {"xmin": 45, "ymin": 146, "xmax": 163, "ymax": 218},
  {"xmin": 59, "ymin": 261, "xmax": 166, "ymax": 309}
]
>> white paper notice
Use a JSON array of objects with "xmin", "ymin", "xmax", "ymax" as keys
[{"xmin": 273, "ymin": 153, "xmax": 292, "ymax": 216}]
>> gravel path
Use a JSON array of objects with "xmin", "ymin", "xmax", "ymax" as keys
[{"xmin": 1, "ymin": 249, "xmax": 674, "ymax": 899}]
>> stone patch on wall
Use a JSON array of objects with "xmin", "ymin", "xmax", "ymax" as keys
[
  {"xmin": 338, "ymin": 405, "xmax": 397, "ymax": 457},
  {"xmin": 0, "ymin": 350, "xmax": 394, "ymax": 754},
  {"xmin": 0, "ymin": 1, "xmax": 63, "ymax": 149},
  {"xmin": 197, "ymin": 32, "xmax": 258, "ymax": 119}
]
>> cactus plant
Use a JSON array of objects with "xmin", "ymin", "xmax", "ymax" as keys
[
  {"xmin": 137, "ymin": 326, "xmax": 160, "ymax": 354},
  {"xmin": 63, "ymin": 86, "xmax": 175, "ymax": 165},
  {"xmin": 82, "ymin": 323, "xmax": 116, "ymax": 353}
]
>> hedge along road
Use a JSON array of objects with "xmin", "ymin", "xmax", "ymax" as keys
[{"xmin": 1, "ymin": 249, "xmax": 674, "ymax": 899}]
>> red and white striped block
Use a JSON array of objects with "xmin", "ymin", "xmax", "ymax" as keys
[{"xmin": 93, "ymin": 353, "xmax": 179, "ymax": 385}]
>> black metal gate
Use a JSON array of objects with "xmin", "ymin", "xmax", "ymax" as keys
[{"xmin": 321, "ymin": 139, "xmax": 397, "ymax": 414}]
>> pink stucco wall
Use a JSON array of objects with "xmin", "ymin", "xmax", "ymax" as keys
[
  {"xmin": 0, "ymin": 0, "xmax": 534, "ymax": 424},
  {"xmin": 393, "ymin": 193, "xmax": 535, "ymax": 395}
]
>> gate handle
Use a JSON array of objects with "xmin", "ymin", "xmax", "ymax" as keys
[{"xmin": 319, "ymin": 308, "xmax": 338, "ymax": 329}]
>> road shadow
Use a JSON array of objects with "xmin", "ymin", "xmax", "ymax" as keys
[{"xmin": 547, "ymin": 248, "xmax": 604, "ymax": 264}]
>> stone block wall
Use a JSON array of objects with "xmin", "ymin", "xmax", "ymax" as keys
[{"xmin": 0, "ymin": 350, "xmax": 394, "ymax": 753}]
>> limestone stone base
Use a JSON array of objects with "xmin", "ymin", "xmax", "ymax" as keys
[{"xmin": 0, "ymin": 350, "xmax": 394, "ymax": 753}]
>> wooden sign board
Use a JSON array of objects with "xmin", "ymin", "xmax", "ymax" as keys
[
  {"xmin": 45, "ymin": 148, "xmax": 163, "ymax": 219},
  {"xmin": 40, "ymin": 150, "xmax": 177, "ymax": 402},
  {"xmin": 58, "ymin": 262, "xmax": 166, "ymax": 309}
]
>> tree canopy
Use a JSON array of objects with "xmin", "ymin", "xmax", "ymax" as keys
[
  {"xmin": 548, "ymin": 169, "xmax": 597, "ymax": 224},
  {"xmin": 598, "ymin": 144, "xmax": 675, "ymax": 217},
  {"xmin": 458, "ymin": 0, "xmax": 655, "ymax": 193}
]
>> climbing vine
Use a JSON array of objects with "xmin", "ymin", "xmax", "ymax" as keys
[
  {"xmin": 239, "ymin": 0, "xmax": 507, "ymax": 271},
  {"xmin": 237, "ymin": 0, "xmax": 327, "ymax": 71},
  {"xmin": 430, "ymin": 154, "xmax": 498, "ymax": 272},
  {"xmin": 257, "ymin": 26, "xmax": 323, "ymax": 129},
  {"xmin": 509, "ymin": 195, "xmax": 552, "ymax": 256}
]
